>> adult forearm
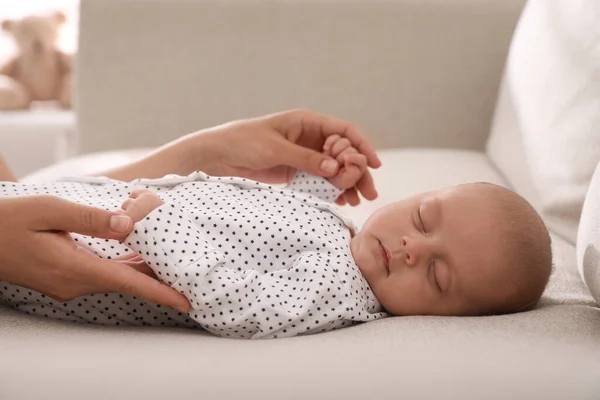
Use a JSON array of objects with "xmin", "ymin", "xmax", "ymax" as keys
[
  {"xmin": 93, "ymin": 130, "xmax": 220, "ymax": 181},
  {"xmin": 0, "ymin": 154, "xmax": 17, "ymax": 182}
]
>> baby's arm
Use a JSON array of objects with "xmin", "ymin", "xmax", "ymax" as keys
[{"xmin": 119, "ymin": 189, "xmax": 349, "ymax": 339}]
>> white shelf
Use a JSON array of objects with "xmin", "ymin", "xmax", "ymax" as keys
[{"xmin": 0, "ymin": 109, "xmax": 77, "ymax": 179}]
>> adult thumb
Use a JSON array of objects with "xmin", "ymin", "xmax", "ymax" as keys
[
  {"xmin": 276, "ymin": 139, "xmax": 339, "ymax": 177},
  {"xmin": 31, "ymin": 195, "xmax": 133, "ymax": 240}
]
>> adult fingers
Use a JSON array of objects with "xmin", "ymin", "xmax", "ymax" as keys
[
  {"xmin": 29, "ymin": 195, "xmax": 133, "ymax": 239},
  {"xmin": 343, "ymin": 187, "xmax": 361, "ymax": 206},
  {"xmin": 119, "ymin": 259, "xmax": 157, "ymax": 279},
  {"xmin": 299, "ymin": 111, "xmax": 382, "ymax": 169},
  {"xmin": 274, "ymin": 137, "xmax": 340, "ymax": 178},
  {"xmin": 109, "ymin": 266, "xmax": 190, "ymax": 312},
  {"xmin": 70, "ymin": 249, "xmax": 191, "ymax": 312},
  {"xmin": 113, "ymin": 252, "xmax": 142, "ymax": 261},
  {"xmin": 355, "ymin": 170, "xmax": 378, "ymax": 201},
  {"xmin": 338, "ymin": 154, "xmax": 376, "ymax": 202}
]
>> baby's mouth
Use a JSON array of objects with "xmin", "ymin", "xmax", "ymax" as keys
[{"xmin": 378, "ymin": 240, "xmax": 390, "ymax": 273}]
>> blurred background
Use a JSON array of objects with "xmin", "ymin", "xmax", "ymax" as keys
[
  {"xmin": 0, "ymin": 1, "xmax": 79, "ymax": 178},
  {"xmin": 0, "ymin": 0, "xmax": 79, "ymax": 62}
]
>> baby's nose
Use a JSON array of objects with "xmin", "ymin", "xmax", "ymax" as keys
[{"xmin": 401, "ymin": 236, "xmax": 422, "ymax": 266}]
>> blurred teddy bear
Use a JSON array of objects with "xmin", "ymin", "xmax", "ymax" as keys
[{"xmin": 0, "ymin": 11, "xmax": 73, "ymax": 110}]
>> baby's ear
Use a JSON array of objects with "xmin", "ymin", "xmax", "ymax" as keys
[
  {"xmin": 1, "ymin": 19, "xmax": 14, "ymax": 33},
  {"xmin": 53, "ymin": 11, "xmax": 67, "ymax": 25}
]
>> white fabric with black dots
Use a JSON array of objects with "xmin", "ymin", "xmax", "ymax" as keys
[{"xmin": 0, "ymin": 171, "xmax": 387, "ymax": 339}]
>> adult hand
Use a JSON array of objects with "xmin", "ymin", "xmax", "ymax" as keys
[
  {"xmin": 0, "ymin": 195, "xmax": 191, "ymax": 312},
  {"xmin": 193, "ymin": 109, "xmax": 382, "ymax": 206},
  {"xmin": 98, "ymin": 109, "xmax": 382, "ymax": 206}
]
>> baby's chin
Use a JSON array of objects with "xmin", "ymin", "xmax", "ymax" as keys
[
  {"xmin": 350, "ymin": 235, "xmax": 390, "ymax": 297},
  {"xmin": 349, "ymin": 234, "xmax": 366, "ymax": 271},
  {"xmin": 350, "ymin": 235, "xmax": 378, "ymax": 271}
]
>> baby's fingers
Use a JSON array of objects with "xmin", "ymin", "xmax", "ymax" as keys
[
  {"xmin": 121, "ymin": 199, "xmax": 132, "ymax": 211},
  {"xmin": 331, "ymin": 164, "xmax": 362, "ymax": 191},
  {"xmin": 334, "ymin": 146, "xmax": 357, "ymax": 164},
  {"xmin": 330, "ymin": 138, "xmax": 352, "ymax": 159},
  {"xmin": 129, "ymin": 188, "xmax": 153, "ymax": 199},
  {"xmin": 323, "ymin": 134, "xmax": 341, "ymax": 153},
  {"xmin": 343, "ymin": 153, "xmax": 368, "ymax": 171}
]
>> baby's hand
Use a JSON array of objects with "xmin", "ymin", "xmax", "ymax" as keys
[
  {"xmin": 119, "ymin": 188, "xmax": 165, "ymax": 223},
  {"xmin": 323, "ymin": 134, "xmax": 368, "ymax": 193}
]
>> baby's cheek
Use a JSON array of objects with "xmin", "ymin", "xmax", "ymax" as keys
[{"xmin": 382, "ymin": 274, "xmax": 435, "ymax": 315}]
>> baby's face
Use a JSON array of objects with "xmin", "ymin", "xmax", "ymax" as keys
[{"xmin": 351, "ymin": 185, "xmax": 510, "ymax": 316}]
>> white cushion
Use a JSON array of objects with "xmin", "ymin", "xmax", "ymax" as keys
[
  {"xmin": 487, "ymin": 0, "xmax": 600, "ymax": 244},
  {"xmin": 577, "ymin": 162, "xmax": 600, "ymax": 306}
]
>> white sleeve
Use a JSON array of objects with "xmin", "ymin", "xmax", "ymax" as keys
[
  {"xmin": 285, "ymin": 172, "xmax": 344, "ymax": 203},
  {"xmin": 124, "ymin": 203, "xmax": 354, "ymax": 339}
]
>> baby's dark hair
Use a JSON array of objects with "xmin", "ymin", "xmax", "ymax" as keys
[{"xmin": 465, "ymin": 182, "xmax": 553, "ymax": 316}]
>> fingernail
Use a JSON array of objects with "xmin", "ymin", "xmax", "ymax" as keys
[
  {"xmin": 110, "ymin": 215, "xmax": 132, "ymax": 233},
  {"xmin": 176, "ymin": 305, "xmax": 189, "ymax": 313},
  {"xmin": 320, "ymin": 159, "xmax": 338, "ymax": 174}
]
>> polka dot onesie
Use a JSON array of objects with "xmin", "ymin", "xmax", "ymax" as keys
[{"xmin": 0, "ymin": 171, "xmax": 388, "ymax": 339}]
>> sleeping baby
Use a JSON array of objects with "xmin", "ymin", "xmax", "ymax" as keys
[{"xmin": 0, "ymin": 136, "xmax": 553, "ymax": 339}]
